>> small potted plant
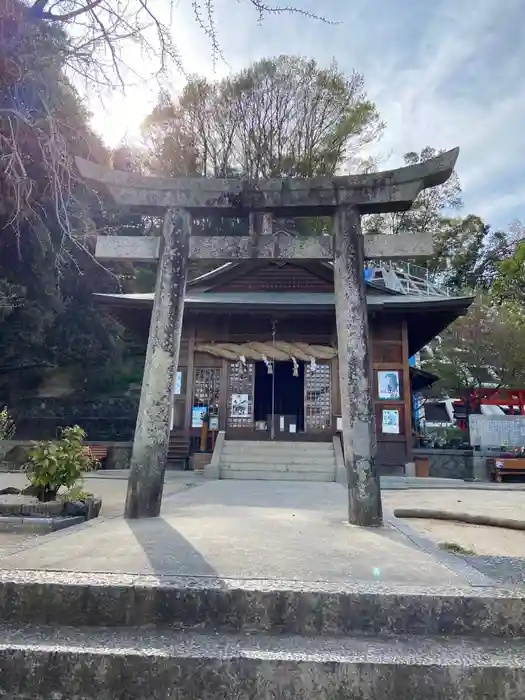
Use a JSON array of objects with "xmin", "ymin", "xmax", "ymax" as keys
[{"xmin": 27, "ymin": 425, "xmax": 97, "ymax": 502}]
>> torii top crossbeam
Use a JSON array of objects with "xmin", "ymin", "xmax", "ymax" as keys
[{"xmin": 76, "ymin": 148, "xmax": 459, "ymax": 217}]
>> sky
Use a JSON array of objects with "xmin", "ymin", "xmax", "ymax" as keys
[{"xmin": 89, "ymin": 0, "xmax": 525, "ymax": 231}]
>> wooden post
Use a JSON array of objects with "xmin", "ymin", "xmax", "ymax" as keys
[
  {"xmin": 402, "ymin": 320, "xmax": 414, "ymax": 465},
  {"xmin": 333, "ymin": 205, "xmax": 382, "ymax": 527},
  {"xmin": 124, "ymin": 208, "xmax": 191, "ymax": 519},
  {"xmin": 200, "ymin": 421, "xmax": 208, "ymax": 451}
]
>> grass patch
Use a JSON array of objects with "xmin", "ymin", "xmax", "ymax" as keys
[{"xmin": 439, "ymin": 541, "xmax": 476, "ymax": 557}]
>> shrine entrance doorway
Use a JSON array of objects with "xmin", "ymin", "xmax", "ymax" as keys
[{"xmin": 254, "ymin": 361, "xmax": 305, "ymax": 438}]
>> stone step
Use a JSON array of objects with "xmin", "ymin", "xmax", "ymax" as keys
[
  {"xmin": 1, "ymin": 573, "xmax": 524, "ymax": 637},
  {"xmin": 221, "ymin": 469, "xmax": 335, "ymax": 481},
  {"xmin": 220, "ymin": 454, "xmax": 336, "ymax": 466},
  {"xmin": 220, "ymin": 462, "xmax": 335, "ymax": 472},
  {"xmin": 224, "ymin": 441, "xmax": 333, "ymax": 450},
  {"xmin": 1, "ymin": 625, "xmax": 524, "ymax": 699}
]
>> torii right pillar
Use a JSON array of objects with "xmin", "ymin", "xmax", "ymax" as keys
[
  {"xmin": 332, "ymin": 147, "xmax": 460, "ymax": 527},
  {"xmin": 334, "ymin": 205, "xmax": 382, "ymax": 526}
]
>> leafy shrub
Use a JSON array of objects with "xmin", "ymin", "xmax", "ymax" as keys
[
  {"xmin": 0, "ymin": 407, "xmax": 15, "ymax": 440},
  {"xmin": 27, "ymin": 426, "xmax": 97, "ymax": 501}
]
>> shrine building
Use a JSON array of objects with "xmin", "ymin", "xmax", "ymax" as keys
[{"xmin": 96, "ymin": 259, "xmax": 472, "ymax": 473}]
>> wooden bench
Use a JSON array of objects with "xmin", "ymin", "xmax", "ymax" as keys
[
  {"xmin": 487, "ymin": 457, "xmax": 525, "ymax": 482},
  {"xmin": 82, "ymin": 445, "xmax": 108, "ymax": 467}
]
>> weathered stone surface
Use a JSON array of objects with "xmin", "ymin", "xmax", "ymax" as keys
[
  {"xmin": 0, "ymin": 570, "xmax": 522, "ymax": 637},
  {"xmin": 76, "ymin": 148, "xmax": 459, "ymax": 215},
  {"xmin": 63, "ymin": 500, "xmax": 88, "ymax": 517},
  {"xmin": 96, "ymin": 234, "xmax": 160, "ymax": 261},
  {"xmin": 0, "ymin": 487, "xmax": 21, "ymax": 495},
  {"xmin": 0, "ymin": 515, "xmax": 84, "ymax": 533},
  {"xmin": 413, "ymin": 449, "xmax": 473, "ymax": 479},
  {"xmin": 334, "ymin": 206, "xmax": 382, "ymax": 526},
  {"xmin": 190, "ymin": 234, "xmax": 334, "ymax": 260},
  {"xmin": 364, "ymin": 231, "xmax": 434, "ymax": 259},
  {"xmin": 1, "ymin": 444, "xmax": 31, "ymax": 469},
  {"xmin": 124, "ymin": 208, "xmax": 190, "ymax": 519},
  {"xmin": 94, "ymin": 231, "xmax": 434, "ymax": 263},
  {"xmin": 0, "ymin": 625, "xmax": 524, "ymax": 700},
  {"xmin": 0, "ymin": 498, "xmax": 64, "ymax": 517},
  {"xmin": 105, "ymin": 444, "xmax": 132, "ymax": 470}
]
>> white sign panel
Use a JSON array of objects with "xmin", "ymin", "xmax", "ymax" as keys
[{"xmin": 230, "ymin": 394, "xmax": 250, "ymax": 418}]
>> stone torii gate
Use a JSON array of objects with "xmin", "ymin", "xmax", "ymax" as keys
[{"xmin": 77, "ymin": 148, "xmax": 459, "ymax": 526}]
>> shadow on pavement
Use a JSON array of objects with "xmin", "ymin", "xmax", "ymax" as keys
[{"xmin": 127, "ymin": 516, "xmax": 218, "ymax": 578}]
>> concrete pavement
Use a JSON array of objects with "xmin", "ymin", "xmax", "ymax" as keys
[{"xmin": 0, "ymin": 480, "xmax": 491, "ymax": 587}]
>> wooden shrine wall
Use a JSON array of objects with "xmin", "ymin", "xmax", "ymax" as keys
[
  {"xmin": 370, "ymin": 316, "xmax": 412, "ymax": 469},
  {"xmin": 175, "ymin": 312, "xmax": 412, "ymax": 469}
]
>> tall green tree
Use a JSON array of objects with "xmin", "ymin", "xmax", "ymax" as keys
[
  {"xmin": 430, "ymin": 215, "xmax": 514, "ymax": 293},
  {"xmin": 364, "ymin": 147, "xmax": 462, "ymax": 237},
  {"xmin": 143, "ymin": 56, "xmax": 383, "ymax": 243},
  {"xmin": 423, "ymin": 297, "xmax": 525, "ymax": 399},
  {"xmin": 143, "ymin": 56, "xmax": 384, "ymax": 180},
  {"xmin": 492, "ymin": 220, "xmax": 525, "ymax": 308},
  {"xmin": 0, "ymin": 1, "xmax": 130, "ymax": 392}
]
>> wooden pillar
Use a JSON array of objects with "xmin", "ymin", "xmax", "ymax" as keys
[
  {"xmin": 219, "ymin": 359, "xmax": 229, "ymax": 431},
  {"xmin": 184, "ymin": 324, "xmax": 195, "ymax": 439},
  {"xmin": 124, "ymin": 208, "xmax": 191, "ymax": 519},
  {"xmin": 402, "ymin": 320, "xmax": 414, "ymax": 464},
  {"xmin": 333, "ymin": 205, "xmax": 382, "ymax": 527}
]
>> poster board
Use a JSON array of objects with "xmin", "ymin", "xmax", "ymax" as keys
[
  {"xmin": 381, "ymin": 408, "xmax": 400, "ymax": 434},
  {"xmin": 377, "ymin": 371, "xmax": 401, "ymax": 400},
  {"xmin": 191, "ymin": 405, "xmax": 208, "ymax": 428}
]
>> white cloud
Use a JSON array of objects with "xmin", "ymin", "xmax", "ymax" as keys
[{"xmin": 88, "ymin": 0, "xmax": 525, "ymax": 229}]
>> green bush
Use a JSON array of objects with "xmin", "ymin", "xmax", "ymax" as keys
[
  {"xmin": 0, "ymin": 407, "xmax": 15, "ymax": 440},
  {"xmin": 27, "ymin": 426, "xmax": 96, "ymax": 501}
]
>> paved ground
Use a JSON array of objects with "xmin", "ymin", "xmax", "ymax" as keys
[
  {"xmin": 1, "ymin": 476, "xmax": 523, "ymax": 588},
  {"xmin": 0, "ymin": 480, "xmax": 488, "ymax": 586},
  {"xmin": 0, "ymin": 469, "xmax": 201, "ymax": 518},
  {"xmin": 0, "ymin": 470, "xmax": 200, "ymax": 557},
  {"xmin": 384, "ymin": 488, "xmax": 525, "ymax": 558},
  {"xmin": 384, "ymin": 488, "xmax": 525, "ymax": 519}
]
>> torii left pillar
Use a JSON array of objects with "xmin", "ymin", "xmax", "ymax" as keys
[{"xmin": 125, "ymin": 208, "xmax": 191, "ymax": 519}]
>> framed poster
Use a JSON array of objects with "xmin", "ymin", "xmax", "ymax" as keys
[
  {"xmin": 209, "ymin": 416, "xmax": 219, "ymax": 430},
  {"xmin": 377, "ymin": 370, "xmax": 401, "ymax": 400},
  {"xmin": 382, "ymin": 408, "xmax": 400, "ymax": 435},
  {"xmin": 230, "ymin": 393, "xmax": 250, "ymax": 418},
  {"xmin": 192, "ymin": 405, "xmax": 208, "ymax": 428}
]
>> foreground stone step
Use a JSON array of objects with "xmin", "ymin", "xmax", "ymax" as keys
[
  {"xmin": 1, "ymin": 572, "xmax": 524, "ymax": 638},
  {"xmin": 1, "ymin": 625, "xmax": 524, "ymax": 700}
]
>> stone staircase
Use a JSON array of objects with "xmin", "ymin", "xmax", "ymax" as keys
[
  {"xmin": 219, "ymin": 440, "xmax": 337, "ymax": 481},
  {"xmin": 0, "ymin": 571, "xmax": 524, "ymax": 698},
  {"xmin": 166, "ymin": 430, "xmax": 190, "ymax": 470}
]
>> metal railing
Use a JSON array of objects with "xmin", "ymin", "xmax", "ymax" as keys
[{"xmin": 367, "ymin": 262, "xmax": 450, "ymax": 297}]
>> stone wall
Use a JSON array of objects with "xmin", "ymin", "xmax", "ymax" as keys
[
  {"xmin": 412, "ymin": 448, "xmax": 473, "ymax": 480},
  {"xmin": 9, "ymin": 397, "xmax": 140, "ymax": 441}
]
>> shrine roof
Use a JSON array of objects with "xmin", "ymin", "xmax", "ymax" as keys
[
  {"xmin": 93, "ymin": 288, "xmax": 473, "ymax": 356},
  {"xmin": 94, "ymin": 289, "xmax": 472, "ymax": 312}
]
